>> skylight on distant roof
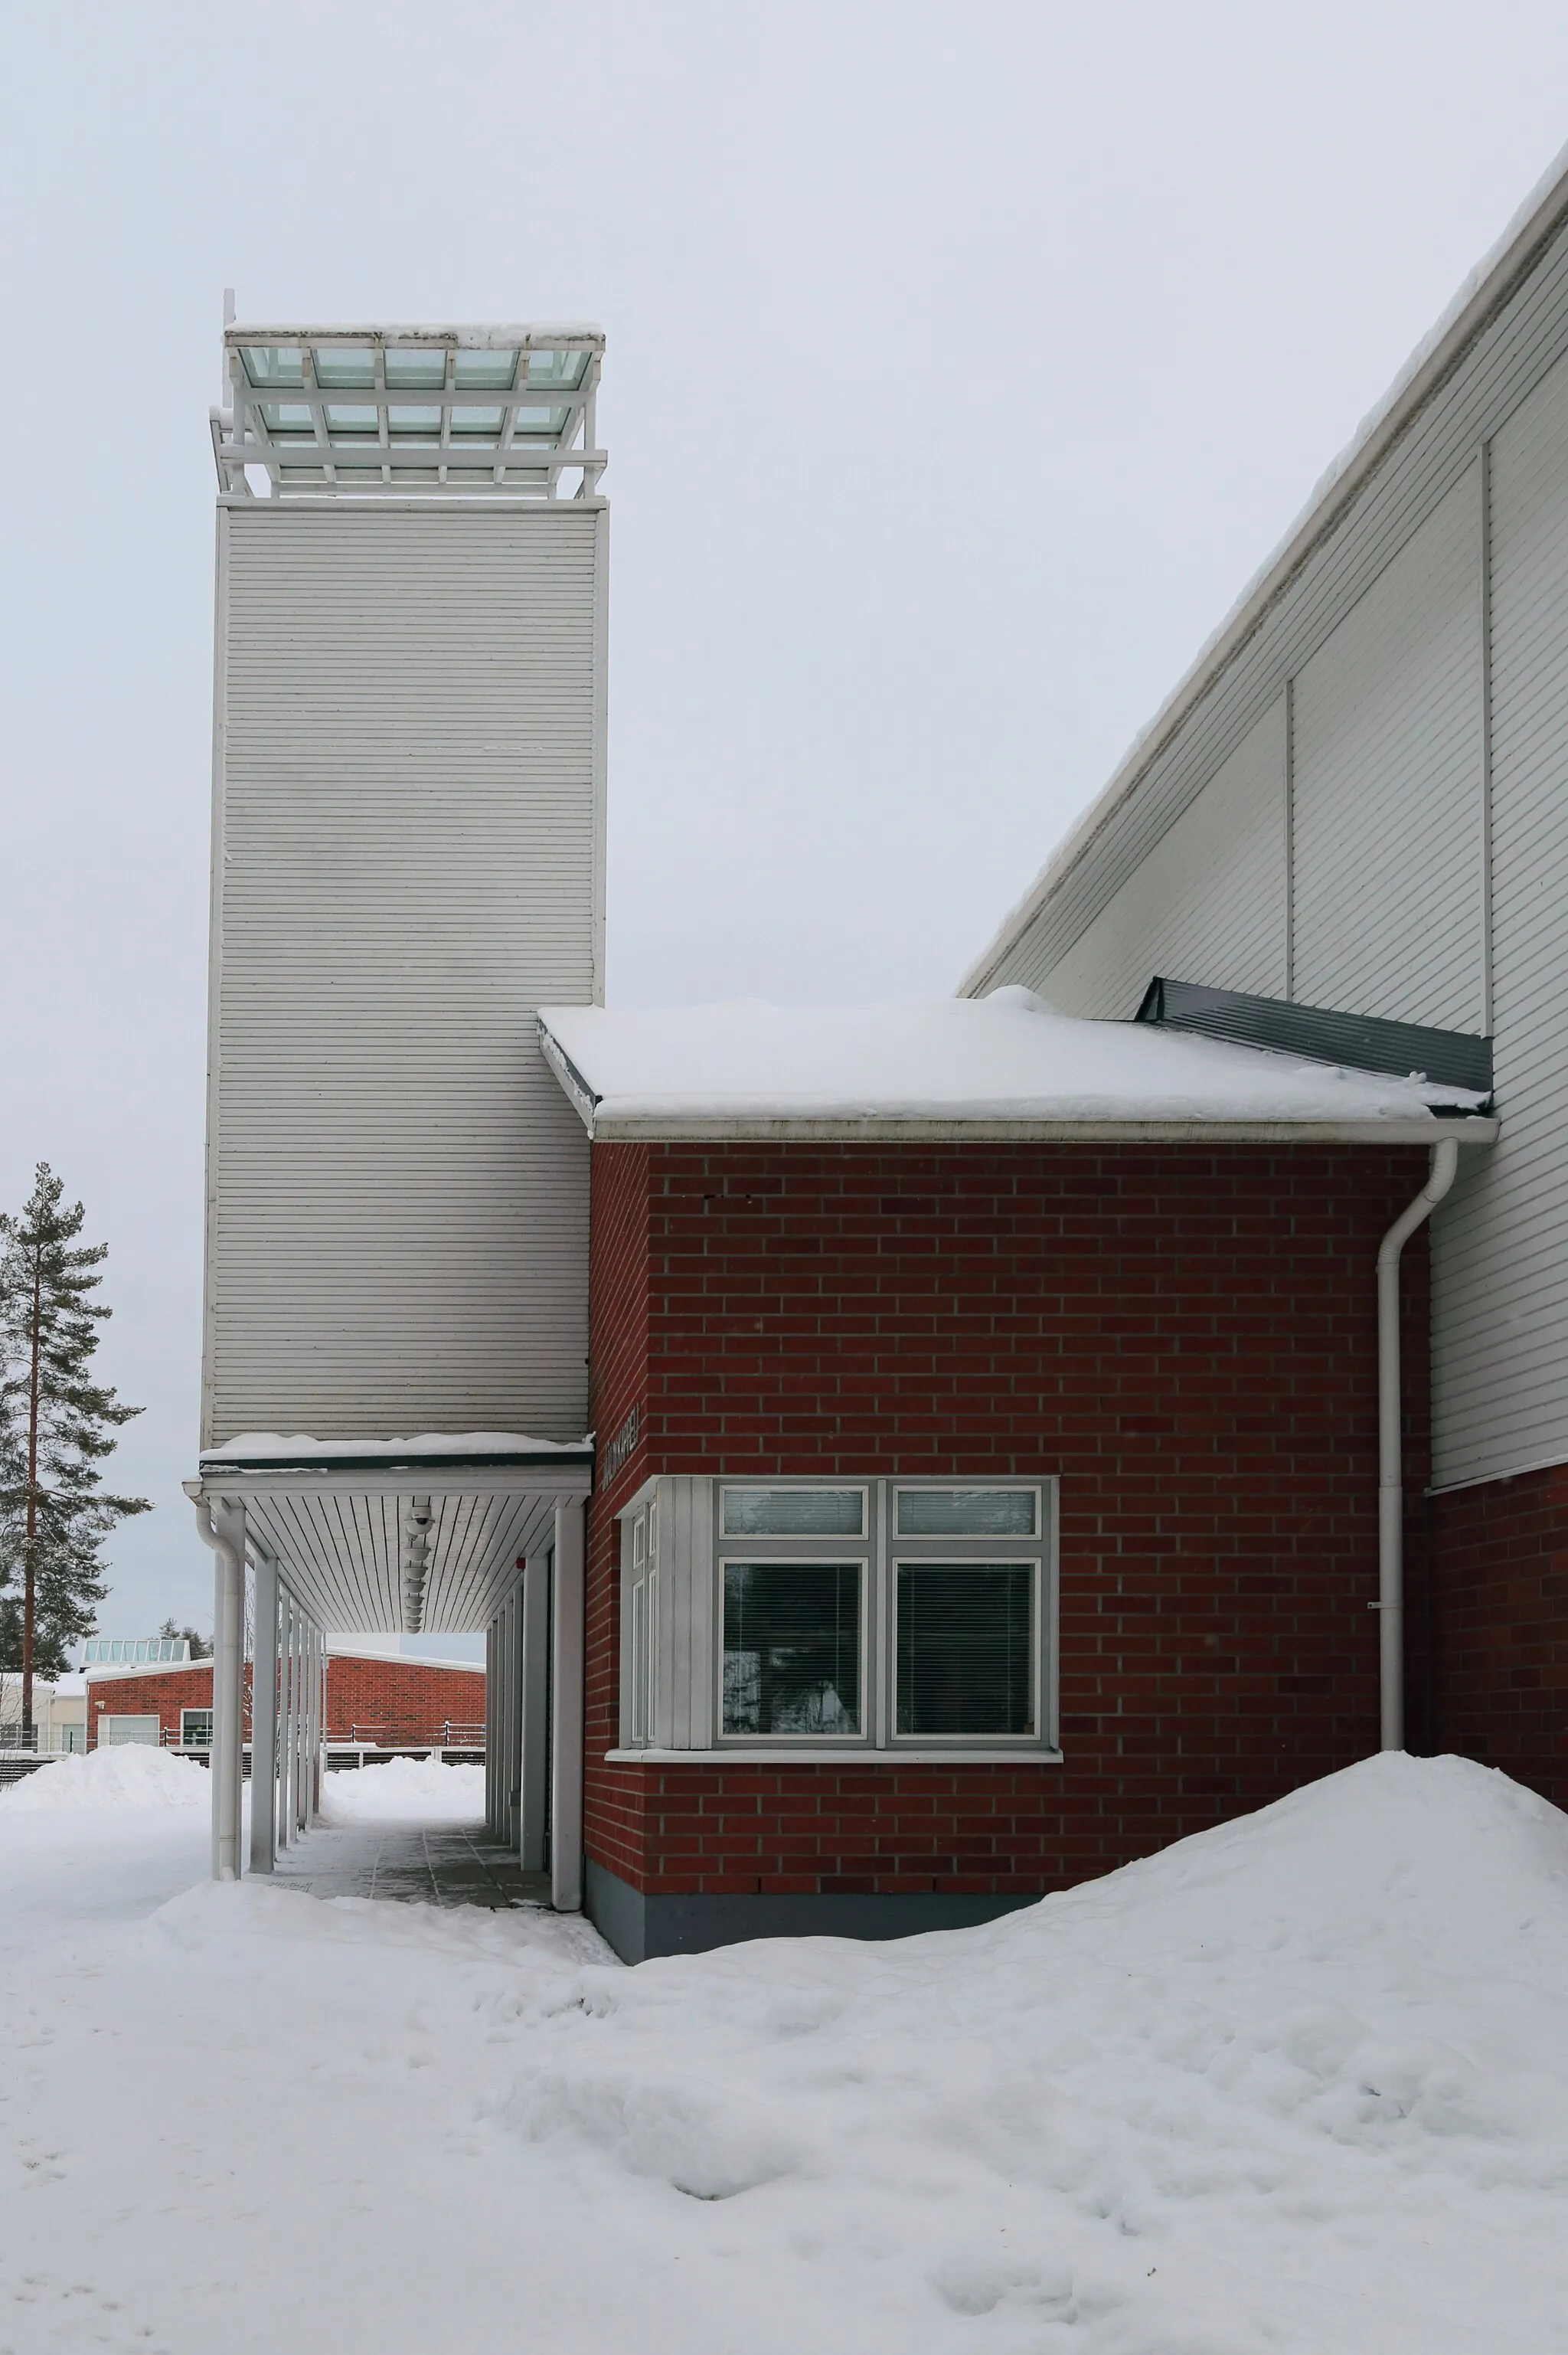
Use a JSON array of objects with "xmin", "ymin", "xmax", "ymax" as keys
[{"xmin": 214, "ymin": 323, "xmax": 606, "ymax": 502}]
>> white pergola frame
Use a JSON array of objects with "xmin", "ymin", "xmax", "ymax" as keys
[{"xmin": 211, "ymin": 322, "xmax": 606, "ymax": 502}]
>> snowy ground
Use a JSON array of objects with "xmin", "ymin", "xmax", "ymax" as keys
[{"xmin": 2, "ymin": 1751, "xmax": 1566, "ymax": 2353}]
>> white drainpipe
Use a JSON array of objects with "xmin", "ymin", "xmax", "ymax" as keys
[{"xmin": 1377, "ymin": 1137, "xmax": 1460, "ymax": 1751}]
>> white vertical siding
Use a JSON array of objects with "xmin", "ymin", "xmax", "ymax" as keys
[
  {"xmin": 1037, "ymin": 698, "xmax": 1288, "ymax": 1017},
  {"xmin": 204, "ymin": 502, "xmax": 604, "ymax": 1447},
  {"xmin": 1432, "ymin": 349, "xmax": 1568, "ymax": 1486},
  {"xmin": 1292, "ymin": 466, "xmax": 1486, "ymax": 1032}
]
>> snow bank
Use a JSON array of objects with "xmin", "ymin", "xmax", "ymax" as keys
[
  {"xmin": 0, "ymin": 1744, "xmax": 210, "ymax": 1812},
  {"xmin": 319, "ymin": 1755, "xmax": 485, "ymax": 1823},
  {"xmin": 540, "ymin": 994, "xmax": 1488, "ymax": 1129},
  {"xmin": 493, "ymin": 1755, "xmax": 1568, "ymax": 2349}
]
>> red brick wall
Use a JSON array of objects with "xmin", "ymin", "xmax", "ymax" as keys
[
  {"xmin": 324, "ymin": 1656, "xmax": 484, "ymax": 1744},
  {"xmin": 585, "ymin": 1140, "xmax": 1434, "ymax": 1898},
  {"xmin": 1420, "ymin": 1466, "xmax": 1568, "ymax": 1808},
  {"xmin": 87, "ymin": 1663, "xmax": 214, "ymax": 1745},
  {"xmin": 86, "ymin": 1656, "xmax": 484, "ymax": 1747}
]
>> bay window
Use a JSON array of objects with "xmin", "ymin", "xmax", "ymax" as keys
[{"xmin": 616, "ymin": 1476, "xmax": 1057, "ymax": 1759}]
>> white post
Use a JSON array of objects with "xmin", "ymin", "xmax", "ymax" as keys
[
  {"xmin": 214, "ymin": 1501, "xmax": 245, "ymax": 1880},
  {"xmin": 250, "ymin": 1552, "xmax": 279, "ymax": 1873},
  {"xmin": 279, "ymin": 1593, "xmax": 296, "ymax": 1850},
  {"xmin": 520, "ymin": 1554, "xmax": 550, "ymax": 1873},
  {"xmin": 550, "ymin": 1500, "xmax": 586, "ymax": 1912}
]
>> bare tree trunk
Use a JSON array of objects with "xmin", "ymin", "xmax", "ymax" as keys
[{"xmin": 21, "ymin": 1254, "xmax": 41, "ymax": 1740}]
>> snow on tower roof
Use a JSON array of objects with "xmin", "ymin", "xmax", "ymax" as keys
[{"xmin": 537, "ymin": 992, "xmax": 1495, "ymax": 1143}]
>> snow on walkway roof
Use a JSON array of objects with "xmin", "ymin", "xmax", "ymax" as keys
[{"xmin": 538, "ymin": 991, "xmax": 1494, "ymax": 1142}]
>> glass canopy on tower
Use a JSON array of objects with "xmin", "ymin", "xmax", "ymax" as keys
[{"xmin": 211, "ymin": 322, "xmax": 606, "ymax": 499}]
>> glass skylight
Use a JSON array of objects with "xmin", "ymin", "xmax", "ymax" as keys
[
  {"xmin": 384, "ymin": 348, "xmax": 448, "ymax": 390},
  {"xmin": 454, "ymin": 348, "xmax": 518, "ymax": 391},
  {"xmin": 313, "ymin": 345, "xmax": 377, "ymax": 389},
  {"xmin": 220, "ymin": 326, "xmax": 604, "ymax": 500},
  {"xmin": 242, "ymin": 345, "xmax": 303, "ymax": 387}
]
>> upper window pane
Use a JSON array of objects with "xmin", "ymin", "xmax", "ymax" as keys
[
  {"xmin": 384, "ymin": 348, "xmax": 449, "ymax": 391},
  {"xmin": 896, "ymin": 1488, "xmax": 1037, "ymax": 1537},
  {"xmin": 259, "ymin": 401, "xmax": 314, "ymax": 435},
  {"xmin": 312, "ymin": 345, "xmax": 377, "ymax": 390},
  {"xmin": 454, "ymin": 348, "xmax": 518, "ymax": 391},
  {"xmin": 723, "ymin": 1563, "xmax": 861, "ymax": 1735},
  {"xmin": 241, "ymin": 345, "xmax": 303, "ymax": 387},
  {"xmin": 896, "ymin": 1565, "xmax": 1034, "ymax": 1735},
  {"xmin": 723, "ymin": 1487, "xmax": 864, "ymax": 1538}
]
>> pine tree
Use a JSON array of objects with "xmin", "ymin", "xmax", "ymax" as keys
[{"xmin": 0, "ymin": 1165, "xmax": 151, "ymax": 1734}]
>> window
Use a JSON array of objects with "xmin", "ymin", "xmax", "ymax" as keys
[
  {"xmin": 100, "ymin": 1716, "xmax": 159, "ymax": 1747},
  {"xmin": 181, "ymin": 1709, "xmax": 214, "ymax": 1748},
  {"xmin": 722, "ymin": 1563, "xmax": 861, "ymax": 1735},
  {"xmin": 616, "ymin": 1478, "xmax": 1055, "ymax": 1756}
]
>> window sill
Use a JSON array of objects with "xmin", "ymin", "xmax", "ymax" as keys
[{"xmin": 604, "ymin": 1746, "xmax": 1064, "ymax": 1767}]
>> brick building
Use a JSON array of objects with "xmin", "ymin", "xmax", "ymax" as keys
[
  {"xmin": 85, "ymin": 1647, "xmax": 485, "ymax": 1754},
  {"xmin": 538, "ymin": 996, "xmax": 1491, "ymax": 1957}
]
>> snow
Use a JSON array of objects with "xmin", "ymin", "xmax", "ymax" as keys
[
  {"xmin": 201, "ymin": 1429, "xmax": 587, "ymax": 1461},
  {"xmin": 540, "ymin": 991, "xmax": 1488, "ymax": 1130},
  {"xmin": 0, "ymin": 1742, "xmax": 211, "ymax": 1811},
  {"xmin": 320, "ymin": 1756, "xmax": 486, "ymax": 1821},
  {"xmin": 1, "ymin": 1753, "xmax": 1566, "ymax": 2348}
]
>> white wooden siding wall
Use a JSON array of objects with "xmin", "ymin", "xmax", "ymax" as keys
[
  {"xmin": 204, "ymin": 502, "xmax": 603, "ymax": 1446},
  {"xmin": 1035, "ymin": 698, "xmax": 1288, "ymax": 1017},
  {"xmin": 1432, "ymin": 348, "xmax": 1568, "ymax": 1487},
  {"xmin": 1292, "ymin": 466, "xmax": 1486, "ymax": 1032}
]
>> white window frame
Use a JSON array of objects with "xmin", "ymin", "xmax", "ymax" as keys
[
  {"xmin": 612, "ymin": 1476, "xmax": 1060, "ymax": 1763},
  {"xmin": 180, "ymin": 1706, "xmax": 214, "ymax": 1749}
]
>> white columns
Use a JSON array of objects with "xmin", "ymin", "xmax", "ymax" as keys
[
  {"xmin": 211, "ymin": 1501, "xmax": 245, "ymax": 1881},
  {"xmin": 250, "ymin": 1552, "xmax": 279, "ymax": 1874},
  {"xmin": 520, "ymin": 1553, "xmax": 550, "ymax": 1873},
  {"xmin": 550, "ymin": 1499, "xmax": 585, "ymax": 1912}
]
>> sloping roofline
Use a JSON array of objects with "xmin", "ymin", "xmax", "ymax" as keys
[{"xmin": 960, "ymin": 140, "xmax": 1568, "ymax": 997}]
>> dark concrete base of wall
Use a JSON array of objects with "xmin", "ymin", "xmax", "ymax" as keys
[{"xmin": 584, "ymin": 1858, "xmax": 1039, "ymax": 1964}]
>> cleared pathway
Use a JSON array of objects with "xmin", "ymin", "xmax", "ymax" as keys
[{"xmin": 273, "ymin": 1814, "xmax": 551, "ymax": 1909}]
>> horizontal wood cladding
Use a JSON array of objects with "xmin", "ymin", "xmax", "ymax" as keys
[
  {"xmin": 1292, "ymin": 464, "xmax": 1485, "ymax": 1032},
  {"xmin": 1432, "ymin": 345, "xmax": 1568, "ymax": 1486},
  {"xmin": 1040, "ymin": 697, "xmax": 1287, "ymax": 1018},
  {"xmin": 583, "ymin": 1140, "xmax": 1434, "ymax": 1896},
  {"xmin": 205, "ymin": 503, "xmax": 601, "ymax": 1444},
  {"xmin": 984, "ymin": 206, "xmax": 1568, "ymax": 996}
]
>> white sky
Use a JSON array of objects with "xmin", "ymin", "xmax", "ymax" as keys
[{"xmin": 3, "ymin": 0, "xmax": 1566, "ymax": 1635}]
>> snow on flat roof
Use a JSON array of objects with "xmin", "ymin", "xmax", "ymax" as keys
[
  {"xmin": 538, "ymin": 991, "xmax": 1491, "ymax": 1137},
  {"xmin": 200, "ymin": 1431, "xmax": 590, "ymax": 1464}
]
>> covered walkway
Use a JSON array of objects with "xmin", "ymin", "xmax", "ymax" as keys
[{"xmin": 273, "ymin": 1812, "xmax": 550, "ymax": 1909}]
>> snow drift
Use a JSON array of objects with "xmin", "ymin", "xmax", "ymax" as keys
[
  {"xmin": 495, "ymin": 1754, "xmax": 1568, "ymax": 2350},
  {"xmin": 0, "ymin": 1744, "xmax": 210, "ymax": 1811},
  {"xmin": 319, "ymin": 1754, "xmax": 485, "ymax": 1822}
]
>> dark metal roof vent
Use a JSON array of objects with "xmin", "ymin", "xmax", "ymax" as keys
[{"xmin": 1135, "ymin": 977, "xmax": 1493, "ymax": 1096}]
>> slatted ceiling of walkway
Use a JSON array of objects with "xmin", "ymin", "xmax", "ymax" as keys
[
  {"xmin": 236, "ymin": 1487, "xmax": 564, "ymax": 1634},
  {"xmin": 985, "ymin": 209, "xmax": 1568, "ymax": 999}
]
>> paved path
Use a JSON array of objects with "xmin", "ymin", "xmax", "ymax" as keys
[{"xmin": 273, "ymin": 1815, "xmax": 551, "ymax": 1909}]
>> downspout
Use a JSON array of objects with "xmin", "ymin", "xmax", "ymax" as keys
[
  {"xmin": 191, "ymin": 1495, "xmax": 245, "ymax": 1879},
  {"xmin": 1377, "ymin": 1138, "xmax": 1459, "ymax": 1752}
]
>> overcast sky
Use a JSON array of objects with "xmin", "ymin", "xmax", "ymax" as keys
[{"xmin": 3, "ymin": 0, "xmax": 1566, "ymax": 1640}]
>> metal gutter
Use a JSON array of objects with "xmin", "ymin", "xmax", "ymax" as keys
[{"xmin": 581, "ymin": 1114, "xmax": 1498, "ymax": 1146}]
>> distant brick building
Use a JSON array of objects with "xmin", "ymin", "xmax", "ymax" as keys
[{"xmin": 86, "ymin": 1647, "xmax": 484, "ymax": 1752}]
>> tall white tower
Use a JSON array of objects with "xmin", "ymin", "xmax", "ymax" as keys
[{"xmin": 201, "ymin": 321, "xmax": 607, "ymax": 1452}]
